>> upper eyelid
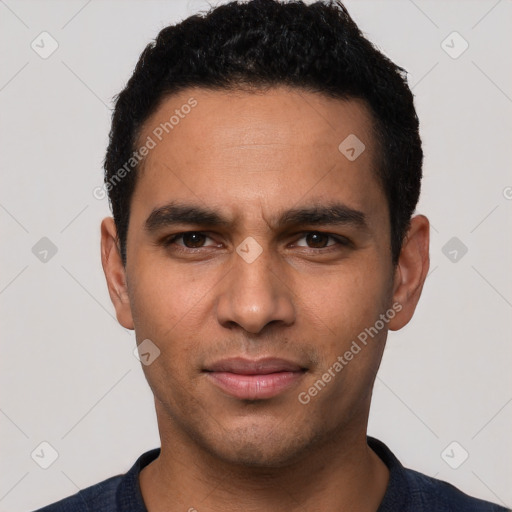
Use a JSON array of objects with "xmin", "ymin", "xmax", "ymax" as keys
[{"xmin": 294, "ymin": 232, "xmax": 348, "ymax": 243}]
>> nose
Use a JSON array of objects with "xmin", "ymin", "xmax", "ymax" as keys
[{"xmin": 215, "ymin": 246, "xmax": 296, "ymax": 334}]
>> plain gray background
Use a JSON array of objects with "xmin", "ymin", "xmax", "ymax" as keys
[{"xmin": 1, "ymin": 0, "xmax": 511, "ymax": 510}]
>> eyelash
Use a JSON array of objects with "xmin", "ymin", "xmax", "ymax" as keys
[{"xmin": 160, "ymin": 231, "xmax": 351, "ymax": 253}]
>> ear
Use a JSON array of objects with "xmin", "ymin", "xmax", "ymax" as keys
[
  {"xmin": 100, "ymin": 217, "xmax": 134, "ymax": 330},
  {"xmin": 388, "ymin": 215, "xmax": 430, "ymax": 331}
]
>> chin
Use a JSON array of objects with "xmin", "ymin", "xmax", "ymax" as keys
[{"xmin": 201, "ymin": 422, "xmax": 317, "ymax": 469}]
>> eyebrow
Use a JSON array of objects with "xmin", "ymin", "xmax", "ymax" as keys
[
  {"xmin": 144, "ymin": 201, "xmax": 368, "ymax": 233},
  {"xmin": 145, "ymin": 203, "xmax": 229, "ymax": 232},
  {"xmin": 276, "ymin": 204, "xmax": 368, "ymax": 230}
]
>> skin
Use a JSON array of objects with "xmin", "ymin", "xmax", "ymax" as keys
[{"xmin": 101, "ymin": 86, "xmax": 430, "ymax": 512}]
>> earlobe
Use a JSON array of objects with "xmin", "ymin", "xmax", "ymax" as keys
[
  {"xmin": 388, "ymin": 215, "xmax": 430, "ymax": 331},
  {"xmin": 100, "ymin": 217, "xmax": 135, "ymax": 330}
]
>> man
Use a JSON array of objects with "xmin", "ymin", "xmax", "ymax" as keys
[{"xmin": 35, "ymin": 0, "xmax": 509, "ymax": 510}]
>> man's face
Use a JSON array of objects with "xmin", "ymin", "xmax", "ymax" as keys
[{"xmin": 116, "ymin": 87, "xmax": 400, "ymax": 466}]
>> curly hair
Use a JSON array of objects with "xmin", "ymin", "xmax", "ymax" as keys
[{"xmin": 104, "ymin": 0, "xmax": 422, "ymax": 266}]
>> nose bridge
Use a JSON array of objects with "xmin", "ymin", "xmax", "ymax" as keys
[
  {"xmin": 234, "ymin": 243, "xmax": 275, "ymax": 296},
  {"xmin": 216, "ymin": 241, "xmax": 295, "ymax": 333}
]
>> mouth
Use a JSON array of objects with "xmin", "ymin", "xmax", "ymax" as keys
[{"xmin": 203, "ymin": 357, "xmax": 307, "ymax": 400}]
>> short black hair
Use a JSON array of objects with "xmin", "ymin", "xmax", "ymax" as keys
[{"xmin": 104, "ymin": 0, "xmax": 422, "ymax": 266}]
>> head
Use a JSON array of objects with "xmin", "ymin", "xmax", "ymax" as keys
[{"xmin": 101, "ymin": 0, "xmax": 429, "ymax": 467}]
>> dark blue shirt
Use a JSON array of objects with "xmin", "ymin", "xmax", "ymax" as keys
[{"xmin": 33, "ymin": 437, "xmax": 509, "ymax": 511}]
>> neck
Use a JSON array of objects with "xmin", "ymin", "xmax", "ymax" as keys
[{"xmin": 140, "ymin": 412, "xmax": 389, "ymax": 512}]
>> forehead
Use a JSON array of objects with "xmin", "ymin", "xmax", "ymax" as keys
[{"xmin": 131, "ymin": 86, "xmax": 386, "ymax": 225}]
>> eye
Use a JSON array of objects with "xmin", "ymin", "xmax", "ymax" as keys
[
  {"xmin": 163, "ymin": 232, "xmax": 218, "ymax": 249},
  {"xmin": 294, "ymin": 232, "xmax": 349, "ymax": 249}
]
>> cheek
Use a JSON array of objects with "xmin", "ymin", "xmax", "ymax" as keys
[
  {"xmin": 296, "ymin": 269, "xmax": 390, "ymax": 416},
  {"xmin": 127, "ymin": 259, "xmax": 218, "ymax": 392},
  {"xmin": 298, "ymin": 260, "xmax": 391, "ymax": 338},
  {"xmin": 131, "ymin": 282, "xmax": 206, "ymax": 415},
  {"xmin": 293, "ymin": 259, "xmax": 393, "ymax": 402},
  {"xmin": 127, "ymin": 255, "xmax": 215, "ymax": 337}
]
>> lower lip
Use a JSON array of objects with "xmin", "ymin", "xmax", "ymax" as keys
[{"xmin": 205, "ymin": 371, "xmax": 305, "ymax": 400}]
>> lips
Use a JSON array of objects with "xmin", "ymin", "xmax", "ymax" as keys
[
  {"xmin": 206, "ymin": 357, "xmax": 304, "ymax": 374},
  {"xmin": 204, "ymin": 357, "xmax": 307, "ymax": 400}
]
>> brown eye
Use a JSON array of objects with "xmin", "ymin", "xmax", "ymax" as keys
[
  {"xmin": 294, "ymin": 232, "xmax": 350, "ymax": 250},
  {"xmin": 305, "ymin": 232, "xmax": 331, "ymax": 248},
  {"xmin": 181, "ymin": 232, "xmax": 207, "ymax": 248},
  {"xmin": 160, "ymin": 231, "xmax": 219, "ymax": 251}
]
